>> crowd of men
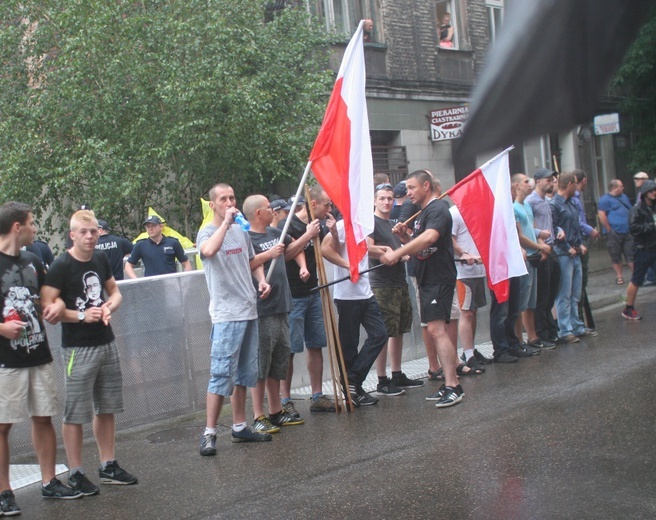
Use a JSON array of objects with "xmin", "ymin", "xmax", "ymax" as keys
[{"xmin": 3, "ymin": 165, "xmax": 656, "ymax": 515}]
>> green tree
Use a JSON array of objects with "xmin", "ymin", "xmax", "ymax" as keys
[
  {"xmin": 613, "ymin": 10, "xmax": 656, "ymax": 174},
  {"xmin": 0, "ymin": 0, "xmax": 333, "ymax": 241}
]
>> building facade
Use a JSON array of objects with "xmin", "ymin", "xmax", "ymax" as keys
[{"xmin": 304, "ymin": 0, "xmax": 636, "ymax": 226}]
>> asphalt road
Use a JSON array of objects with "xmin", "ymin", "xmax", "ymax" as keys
[{"xmin": 11, "ymin": 287, "xmax": 656, "ymax": 520}]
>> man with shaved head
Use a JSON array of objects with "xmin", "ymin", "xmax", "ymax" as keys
[{"xmin": 242, "ymin": 195, "xmax": 308, "ymax": 432}]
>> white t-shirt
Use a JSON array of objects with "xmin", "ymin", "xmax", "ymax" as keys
[
  {"xmin": 450, "ymin": 206, "xmax": 486, "ymax": 280},
  {"xmin": 332, "ymin": 220, "xmax": 373, "ymax": 301}
]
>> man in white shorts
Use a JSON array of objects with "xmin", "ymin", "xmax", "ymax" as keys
[{"xmin": 0, "ymin": 202, "xmax": 81, "ymax": 516}]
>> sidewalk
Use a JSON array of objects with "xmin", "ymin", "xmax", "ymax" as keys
[
  {"xmin": 584, "ymin": 241, "xmax": 638, "ymax": 311},
  {"xmin": 9, "ymin": 286, "xmax": 656, "ymax": 519}
]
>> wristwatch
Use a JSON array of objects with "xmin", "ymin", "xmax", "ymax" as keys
[{"xmin": 77, "ymin": 310, "xmax": 85, "ymax": 323}]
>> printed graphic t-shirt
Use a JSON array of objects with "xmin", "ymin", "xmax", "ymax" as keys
[
  {"xmin": 0, "ymin": 251, "xmax": 53, "ymax": 368},
  {"xmin": 45, "ymin": 251, "xmax": 115, "ymax": 348}
]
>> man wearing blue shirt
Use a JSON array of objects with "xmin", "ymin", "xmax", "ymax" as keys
[
  {"xmin": 124, "ymin": 216, "xmax": 191, "ymax": 278},
  {"xmin": 597, "ymin": 179, "xmax": 634, "ymax": 284}
]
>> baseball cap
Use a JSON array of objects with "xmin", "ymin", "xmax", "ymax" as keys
[
  {"xmin": 534, "ymin": 168, "xmax": 558, "ymax": 180},
  {"xmin": 97, "ymin": 219, "xmax": 110, "ymax": 231},
  {"xmin": 393, "ymin": 182, "xmax": 407, "ymax": 198},
  {"xmin": 286, "ymin": 196, "xmax": 305, "ymax": 209},
  {"xmin": 269, "ymin": 199, "xmax": 288, "ymax": 212},
  {"xmin": 143, "ymin": 215, "xmax": 163, "ymax": 226}
]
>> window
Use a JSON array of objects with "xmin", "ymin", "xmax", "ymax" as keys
[
  {"xmin": 486, "ymin": 0, "xmax": 504, "ymax": 42},
  {"xmin": 306, "ymin": 0, "xmax": 382, "ymax": 42},
  {"xmin": 436, "ymin": 0, "xmax": 458, "ymax": 49}
]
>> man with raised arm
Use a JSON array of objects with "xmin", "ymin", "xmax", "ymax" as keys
[
  {"xmin": 380, "ymin": 170, "xmax": 463, "ymax": 408},
  {"xmin": 196, "ymin": 184, "xmax": 273, "ymax": 456}
]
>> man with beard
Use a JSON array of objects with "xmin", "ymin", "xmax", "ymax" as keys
[{"xmin": 526, "ymin": 168, "xmax": 561, "ymax": 345}]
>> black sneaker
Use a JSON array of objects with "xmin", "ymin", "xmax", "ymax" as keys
[
  {"xmin": 0, "ymin": 489, "xmax": 21, "ymax": 516},
  {"xmin": 529, "ymin": 338, "xmax": 556, "ymax": 350},
  {"xmin": 510, "ymin": 344, "xmax": 540, "ymax": 357},
  {"xmin": 391, "ymin": 372, "xmax": 425, "ymax": 389},
  {"xmin": 41, "ymin": 478, "xmax": 83, "ymax": 499},
  {"xmin": 269, "ymin": 410, "xmax": 304, "ymax": 427},
  {"xmin": 473, "ymin": 348, "xmax": 494, "ymax": 364},
  {"xmin": 68, "ymin": 471, "xmax": 100, "ymax": 496},
  {"xmin": 356, "ymin": 387, "xmax": 379, "ymax": 406},
  {"xmin": 434, "ymin": 385, "xmax": 464, "ymax": 408},
  {"xmin": 349, "ymin": 385, "xmax": 378, "ymax": 406},
  {"xmin": 252, "ymin": 415, "xmax": 280, "ymax": 434},
  {"xmin": 348, "ymin": 385, "xmax": 361, "ymax": 408},
  {"xmin": 426, "ymin": 384, "xmax": 447, "ymax": 401},
  {"xmin": 282, "ymin": 400, "xmax": 301, "ymax": 418},
  {"xmin": 99, "ymin": 461, "xmax": 138, "ymax": 485},
  {"xmin": 375, "ymin": 378, "xmax": 405, "ymax": 396},
  {"xmin": 231, "ymin": 426, "xmax": 273, "ymax": 443},
  {"xmin": 200, "ymin": 432, "xmax": 217, "ymax": 456},
  {"xmin": 494, "ymin": 351, "xmax": 518, "ymax": 363}
]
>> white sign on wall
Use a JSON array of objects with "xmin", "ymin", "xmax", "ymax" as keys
[
  {"xmin": 429, "ymin": 105, "xmax": 469, "ymax": 142},
  {"xmin": 594, "ymin": 113, "xmax": 620, "ymax": 135}
]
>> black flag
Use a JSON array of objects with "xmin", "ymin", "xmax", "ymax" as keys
[{"xmin": 455, "ymin": 0, "xmax": 656, "ymax": 162}]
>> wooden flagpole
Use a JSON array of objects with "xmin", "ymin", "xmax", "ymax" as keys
[{"xmin": 305, "ymin": 185, "xmax": 354, "ymax": 412}]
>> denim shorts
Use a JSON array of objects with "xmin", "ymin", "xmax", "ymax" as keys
[
  {"xmin": 289, "ymin": 293, "xmax": 327, "ymax": 354},
  {"xmin": 208, "ymin": 320, "xmax": 259, "ymax": 396},
  {"xmin": 518, "ymin": 263, "xmax": 538, "ymax": 311}
]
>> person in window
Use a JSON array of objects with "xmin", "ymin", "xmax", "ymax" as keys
[
  {"xmin": 363, "ymin": 19, "xmax": 374, "ymax": 42},
  {"xmin": 439, "ymin": 12, "xmax": 454, "ymax": 48}
]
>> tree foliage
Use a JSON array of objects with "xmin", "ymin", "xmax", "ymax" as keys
[
  {"xmin": 613, "ymin": 9, "xmax": 656, "ymax": 174},
  {"xmin": 0, "ymin": 0, "xmax": 333, "ymax": 241}
]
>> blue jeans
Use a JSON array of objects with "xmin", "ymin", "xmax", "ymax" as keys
[
  {"xmin": 555, "ymin": 254, "xmax": 585, "ymax": 337},
  {"xmin": 334, "ymin": 297, "xmax": 387, "ymax": 387},
  {"xmin": 208, "ymin": 320, "xmax": 259, "ymax": 396},
  {"xmin": 289, "ymin": 293, "xmax": 327, "ymax": 354}
]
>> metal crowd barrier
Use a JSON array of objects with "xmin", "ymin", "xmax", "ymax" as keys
[{"xmin": 10, "ymin": 268, "xmax": 426, "ymax": 456}]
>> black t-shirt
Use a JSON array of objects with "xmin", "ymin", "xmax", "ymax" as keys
[
  {"xmin": 24, "ymin": 240, "xmax": 55, "ymax": 270},
  {"xmin": 249, "ymin": 227, "xmax": 293, "ymax": 317},
  {"xmin": 0, "ymin": 251, "xmax": 53, "ymax": 368},
  {"xmin": 44, "ymin": 251, "xmax": 115, "ymax": 348},
  {"xmin": 278, "ymin": 215, "xmax": 326, "ymax": 298},
  {"xmin": 369, "ymin": 216, "xmax": 407, "ymax": 288},
  {"xmin": 96, "ymin": 234, "xmax": 133, "ymax": 281},
  {"xmin": 412, "ymin": 199, "xmax": 456, "ymax": 286},
  {"xmin": 399, "ymin": 200, "xmax": 420, "ymax": 277}
]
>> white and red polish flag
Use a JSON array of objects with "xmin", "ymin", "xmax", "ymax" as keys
[
  {"xmin": 446, "ymin": 148, "xmax": 526, "ymax": 303},
  {"xmin": 309, "ymin": 20, "xmax": 374, "ymax": 282}
]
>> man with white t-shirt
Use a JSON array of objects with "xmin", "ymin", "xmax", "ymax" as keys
[
  {"xmin": 450, "ymin": 205, "xmax": 489, "ymax": 372},
  {"xmin": 321, "ymin": 218, "xmax": 387, "ymax": 407}
]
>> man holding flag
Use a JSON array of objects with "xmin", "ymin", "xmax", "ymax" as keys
[{"xmin": 380, "ymin": 170, "xmax": 463, "ymax": 408}]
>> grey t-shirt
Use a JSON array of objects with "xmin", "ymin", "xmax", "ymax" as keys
[{"xmin": 197, "ymin": 223, "xmax": 258, "ymax": 323}]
